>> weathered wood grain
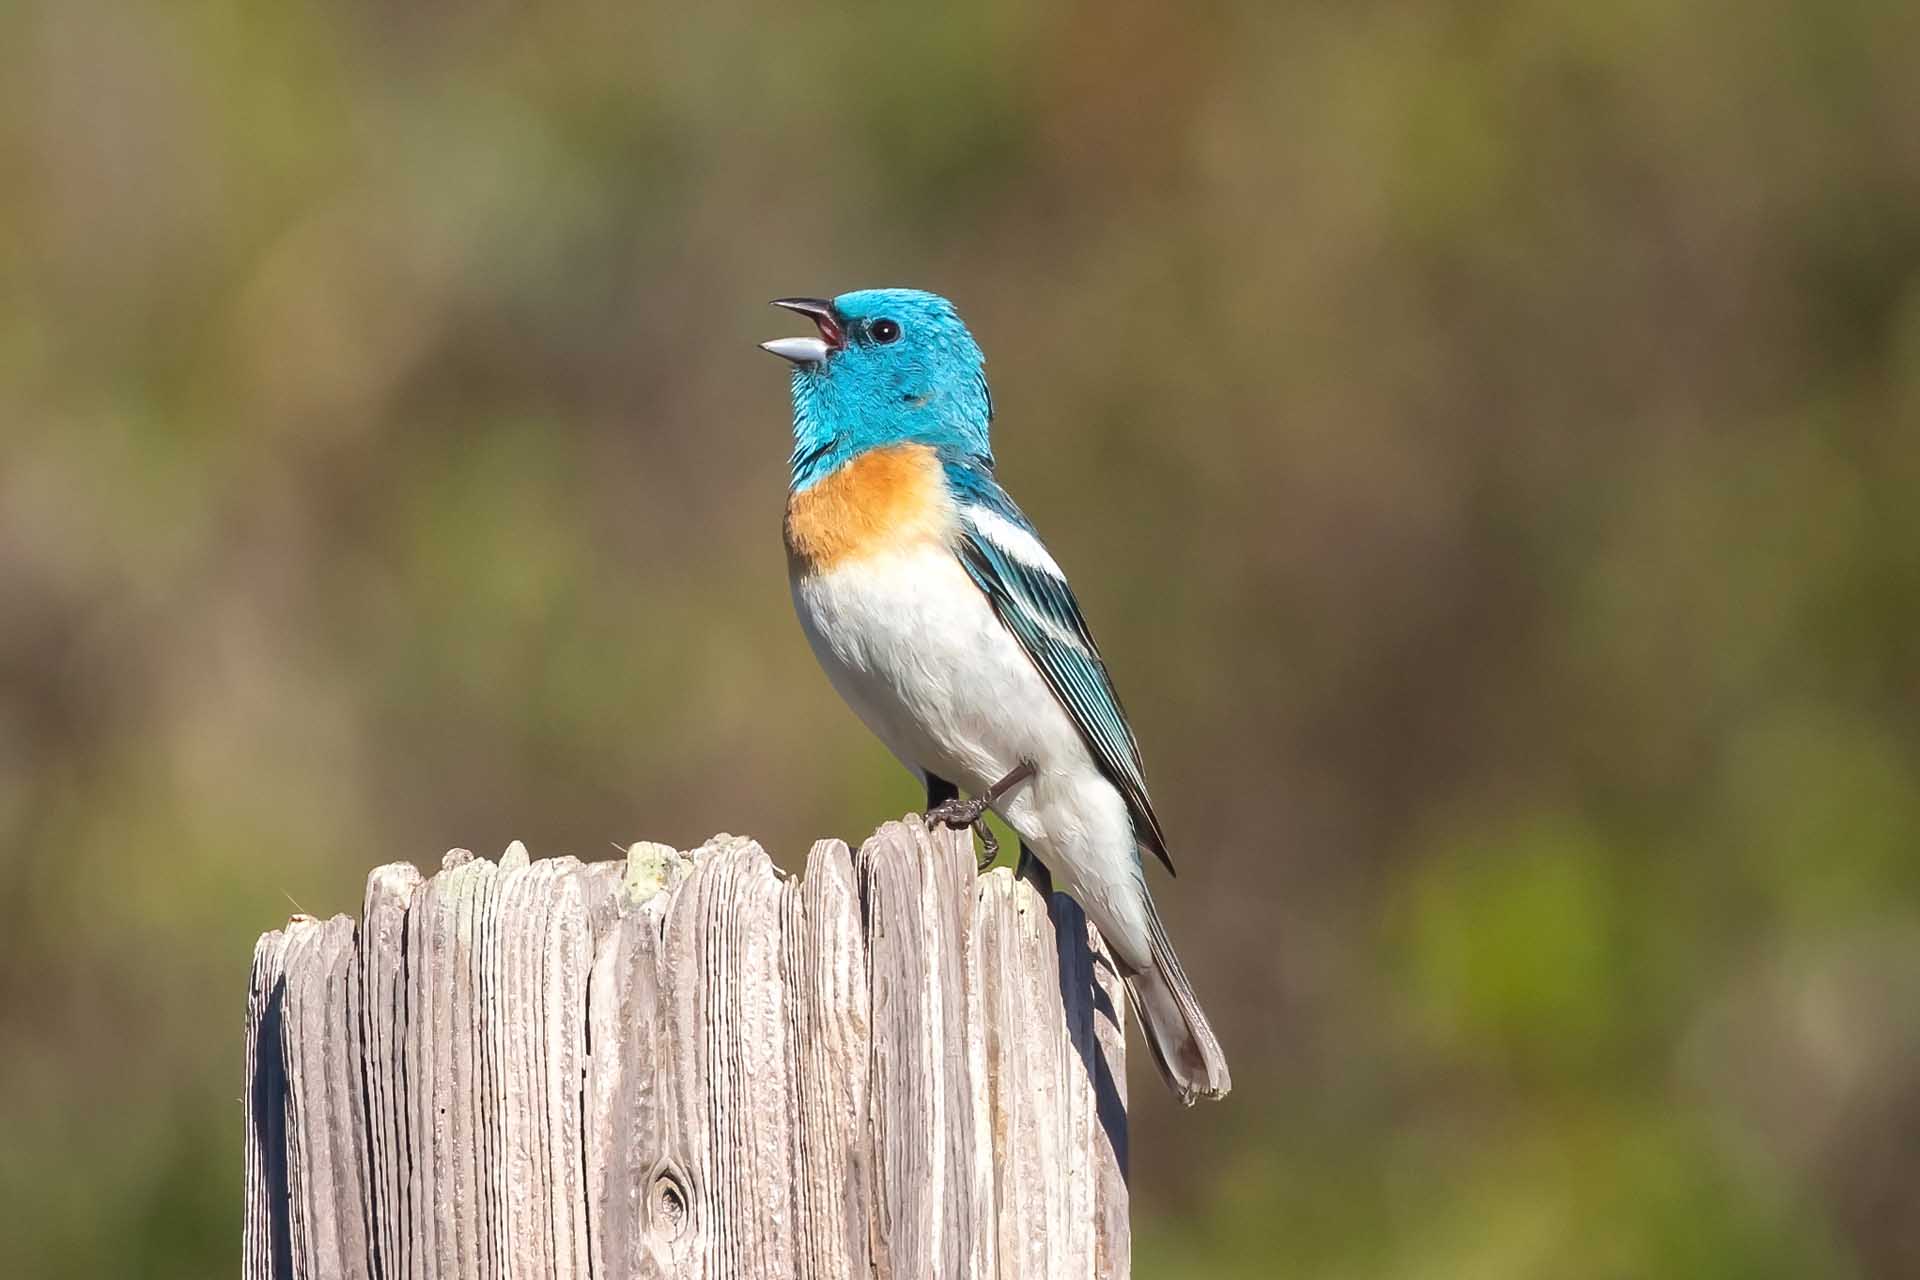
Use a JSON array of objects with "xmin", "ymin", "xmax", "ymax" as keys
[{"xmin": 243, "ymin": 819, "xmax": 1129, "ymax": 1279}]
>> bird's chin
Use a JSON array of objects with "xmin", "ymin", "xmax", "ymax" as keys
[{"xmin": 760, "ymin": 336, "xmax": 831, "ymax": 365}]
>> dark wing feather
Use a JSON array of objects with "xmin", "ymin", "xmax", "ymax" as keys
[{"xmin": 949, "ymin": 475, "xmax": 1175, "ymax": 875}]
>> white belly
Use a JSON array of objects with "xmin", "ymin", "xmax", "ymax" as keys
[{"xmin": 791, "ymin": 542, "xmax": 1150, "ymax": 964}]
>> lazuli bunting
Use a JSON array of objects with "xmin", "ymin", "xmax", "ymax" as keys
[{"xmin": 763, "ymin": 289, "xmax": 1229, "ymax": 1104}]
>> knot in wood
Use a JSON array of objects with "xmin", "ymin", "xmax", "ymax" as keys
[{"xmin": 648, "ymin": 1160, "xmax": 691, "ymax": 1238}]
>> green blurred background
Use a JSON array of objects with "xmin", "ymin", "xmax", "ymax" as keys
[{"xmin": 4, "ymin": 0, "xmax": 1919, "ymax": 1275}]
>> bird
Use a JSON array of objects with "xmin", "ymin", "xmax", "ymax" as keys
[{"xmin": 761, "ymin": 288, "xmax": 1230, "ymax": 1104}]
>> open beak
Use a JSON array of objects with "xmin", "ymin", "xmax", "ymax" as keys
[{"xmin": 761, "ymin": 297, "xmax": 844, "ymax": 365}]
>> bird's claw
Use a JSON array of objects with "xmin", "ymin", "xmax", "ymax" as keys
[
  {"xmin": 926, "ymin": 795, "xmax": 987, "ymax": 828},
  {"xmin": 926, "ymin": 798, "xmax": 999, "ymax": 868}
]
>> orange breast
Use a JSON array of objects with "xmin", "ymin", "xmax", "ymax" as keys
[{"xmin": 785, "ymin": 444, "xmax": 954, "ymax": 573}]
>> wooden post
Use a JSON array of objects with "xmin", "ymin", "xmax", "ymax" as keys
[{"xmin": 243, "ymin": 818, "xmax": 1129, "ymax": 1279}]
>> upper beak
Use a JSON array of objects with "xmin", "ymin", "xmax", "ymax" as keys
[{"xmin": 761, "ymin": 297, "xmax": 844, "ymax": 365}]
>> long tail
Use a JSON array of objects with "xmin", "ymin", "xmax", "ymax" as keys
[{"xmin": 1123, "ymin": 896, "xmax": 1231, "ymax": 1105}]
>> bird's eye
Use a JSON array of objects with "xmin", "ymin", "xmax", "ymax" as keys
[{"xmin": 870, "ymin": 318, "xmax": 901, "ymax": 344}]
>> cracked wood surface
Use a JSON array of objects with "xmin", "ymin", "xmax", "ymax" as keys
[{"xmin": 243, "ymin": 819, "xmax": 1129, "ymax": 1279}]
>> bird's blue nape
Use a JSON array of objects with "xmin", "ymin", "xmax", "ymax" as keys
[{"xmin": 782, "ymin": 288, "xmax": 994, "ymax": 491}]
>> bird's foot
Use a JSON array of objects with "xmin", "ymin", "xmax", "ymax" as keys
[
  {"xmin": 926, "ymin": 794, "xmax": 988, "ymax": 828},
  {"xmin": 925, "ymin": 763, "xmax": 1034, "ymax": 871},
  {"xmin": 976, "ymin": 826, "xmax": 1000, "ymax": 871},
  {"xmin": 925, "ymin": 796, "xmax": 1000, "ymax": 867}
]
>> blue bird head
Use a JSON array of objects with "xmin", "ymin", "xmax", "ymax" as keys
[{"xmin": 762, "ymin": 288, "xmax": 993, "ymax": 491}]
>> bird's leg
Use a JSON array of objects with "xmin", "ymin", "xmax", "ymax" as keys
[
  {"xmin": 981, "ymin": 759, "xmax": 1037, "ymax": 805},
  {"xmin": 926, "ymin": 761, "xmax": 1035, "ymax": 868},
  {"xmin": 926, "ymin": 774, "xmax": 959, "ymax": 811},
  {"xmin": 926, "ymin": 761, "xmax": 1035, "ymax": 827},
  {"xmin": 1015, "ymin": 841, "xmax": 1053, "ymax": 896}
]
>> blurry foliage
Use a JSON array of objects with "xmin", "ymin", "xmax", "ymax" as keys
[{"xmin": 3, "ymin": 0, "xmax": 1919, "ymax": 1274}]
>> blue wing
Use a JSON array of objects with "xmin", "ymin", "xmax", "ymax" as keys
[{"xmin": 944, "ymin": 460, "xmax": 1176, "ymax": 875}]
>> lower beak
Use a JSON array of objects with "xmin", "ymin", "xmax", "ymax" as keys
[
  {"xmin": 760, "ymin": 336, "xmax": 831, "ymax": 364},
  {"xmin": 762, "ymin": 297, "xmax": 844, "ymax": 365}
]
